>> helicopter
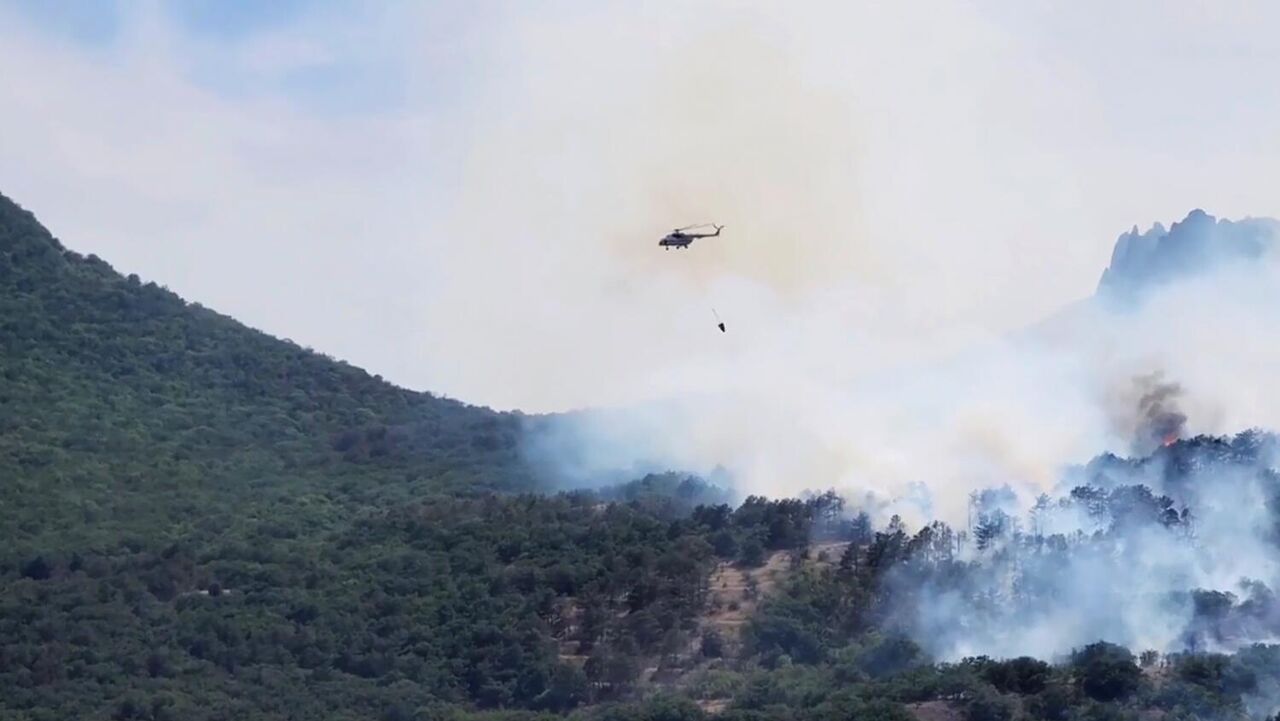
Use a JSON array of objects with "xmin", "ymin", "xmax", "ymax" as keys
[{"xmin": 659, "ymin": 223, "xmax": 723, "ymax": 249}]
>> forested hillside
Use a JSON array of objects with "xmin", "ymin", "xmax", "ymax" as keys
[
  {"xmin": 0, "ymin": 191, "xmax": 538, "ymax": 554},
  {"xmin": 0, "ymin": 193, "xmax": 834, "ymax": 720},
  {"xmin": 0, "ymin": 192, "xmax": 538, "ymax": 717},
  {"xmin": 7, "ymin": 192, "xmax": 1280, "ymax": 721}
]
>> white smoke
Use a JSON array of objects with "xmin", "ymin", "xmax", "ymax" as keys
[
  {"xmin": 525, "ymin": 214, "xmax": 1280, "ymax": 521},
  {"xmin": 417, "ymin": 2, "xmax": 1280, "ymax": 665},
  {"xmin": 413, "ymin": 3, "xmax": 1280, "ymax": 533},
  {"xmin": 894, "ymin": 435, "xmax": 1280, "ymax": 665}
]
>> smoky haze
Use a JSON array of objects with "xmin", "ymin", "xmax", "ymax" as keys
[
  {"xmin": 518, "ymin": 205, "xmax": 1280, "ymax": 665},
  {"xmin": 523, "ymin": 207, "xmax": 1280, "ymax": 519},
  {"xmin": 426, "ymin": 2, "xmax": 1137, "ymax": 415},
  {"xmin": 419, "ymin": 6, "xmax": 1280, "ymax": 665},
  {"xmin": 436, "ymin": 5, "xmax": 1280, "ymax": 532}
]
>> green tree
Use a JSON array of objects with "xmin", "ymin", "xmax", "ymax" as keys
[{"xmin": 1071, "ymin": 642, "xmax": 1143, "ymax": 702}]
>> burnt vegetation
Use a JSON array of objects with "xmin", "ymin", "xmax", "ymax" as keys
[{"xmin": 7, "ymin": 191, "xmax": 1280, "ymax": 721}]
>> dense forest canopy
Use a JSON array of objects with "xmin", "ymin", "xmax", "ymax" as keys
[
  {"xmin": 0, "ymin": 192, "xmax": 542, "ymax": 551},
  {"xmin": 8, "ymin": 191, "xmax": 1280, "ymax": 721}
]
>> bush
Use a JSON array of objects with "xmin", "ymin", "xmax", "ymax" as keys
[
  {"xmin": 738, "ymin": 539, "xmax": 766, "ymax": 568},
  {"xmin": 982, "ymin": 656, "xmax": 1050, "ymax": 694},
  {"xmin": 1071, "ymin": 642, "xmax": 1143, "ymax": 702},
  {"xmin": 963, "ymin": 689, "xmax": 1013, "ymax": 721},
  {"xmin": 701, "ymin": 630, "xmax": 725, "ymax": 659},
  {"xmin": 1025, "ymin": 682, "xmax": 1077, "ymax": 721},
  {"xmin": 856, "ymin": 635, "xmax": 925, "ymax": 680},
  {"xmin": 1174, "ymin": 652, "xmax": 1257, "ymax": 696}
]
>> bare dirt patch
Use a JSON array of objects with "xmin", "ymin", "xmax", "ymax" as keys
[
  {"xmin": 697, "ymin": 699, "xmax": 730, "ymax": 715},
  {"xmin": 906, "ymin": 700, "xmax": 961, "ymax": 721},
  {"xmin": 810, "ymin": 541, "xmax": 850, "ymax": 567},
  {"xmin": 703, "ymin": 550, "xmax": 791, "ymax": 639}
]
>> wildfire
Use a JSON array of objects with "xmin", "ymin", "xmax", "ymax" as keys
[{"xmin": 1162, "ymin": 433, "xmax": 1178, "ymax": 447}]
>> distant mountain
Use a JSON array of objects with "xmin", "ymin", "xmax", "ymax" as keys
[
  {"xmin": 1021, "ymin": 209, "xmax": 1280, "ymax": 345},
  {"xmin": 1096, "ymin": 208, "xmax": 1279, "ymax": 303}
]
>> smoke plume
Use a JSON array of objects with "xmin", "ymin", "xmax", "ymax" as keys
[
  {"xmin": 885, "ymin": 431, "xmax": 1280, "ymax": 667},
  {"xmin": 1117, "ymin": 371, "xmax": 1189, "ymax": 455}
]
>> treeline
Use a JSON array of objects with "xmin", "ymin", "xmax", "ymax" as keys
[
  {"xmin": 0, "ymin": 483, "xmax": 863, "ymax": 720},
  {"xmin": 722, "ymin": 433, "xmax": 1280, "ymax": 721},
  {"xmin": 17, "ymin": 462, "xmax": 1279, "ymax": 721},
  {"xmin": 9, "ymin": 443, "xmax": 1280, "ymax": 721},
  {"xmin": 741, "ymin": 437, "xmax": 1279, "ymax": 655}
]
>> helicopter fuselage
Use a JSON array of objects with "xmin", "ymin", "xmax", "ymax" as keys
[
  {"xmin": 659, "ymin": 234, "xmax": 694, "ymax": 249},
  {"xmin": 659, "ymin": 225, "xmax": 720, "ymax": 249}
]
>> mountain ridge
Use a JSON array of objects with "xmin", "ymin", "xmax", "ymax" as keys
[
  {"xmin": 1018, "ymin": 208, "xmax": 1280, "ymax": 347},
  {"xmin": 0, "ymin": 190, "xmax": 538, "ymax": 553},
  {"xmin": 1096, "ymin": 208, "xmax": 1279, "ymax": 302}
]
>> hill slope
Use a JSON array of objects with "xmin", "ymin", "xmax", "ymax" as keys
[
  {"xmin": 0, "ymin": 191, "xmax": 537, "ymax": 554},
  {"xmin": 0, "ymin": 193, "xmax": 748, "ymax": 721}
]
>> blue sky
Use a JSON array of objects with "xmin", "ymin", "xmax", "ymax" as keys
[
  {"xmin": 170, "ymin": 0, "xmax": 316, "ymax": 39},
  {"xmin": 9, "ymin": 0, "xmax": 318, "ymax": 45},
  {"xmin": 5, "ymin": 0, "xmax": 122, "ymax": 45},
  {"xmin": 2, "ymin": 0, "xmax": 446, "ymax": 114}
]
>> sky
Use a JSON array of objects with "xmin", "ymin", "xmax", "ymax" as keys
[{"xmin": 3, "ymin": 1, "xmax": 1280, "ymax": 415}]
